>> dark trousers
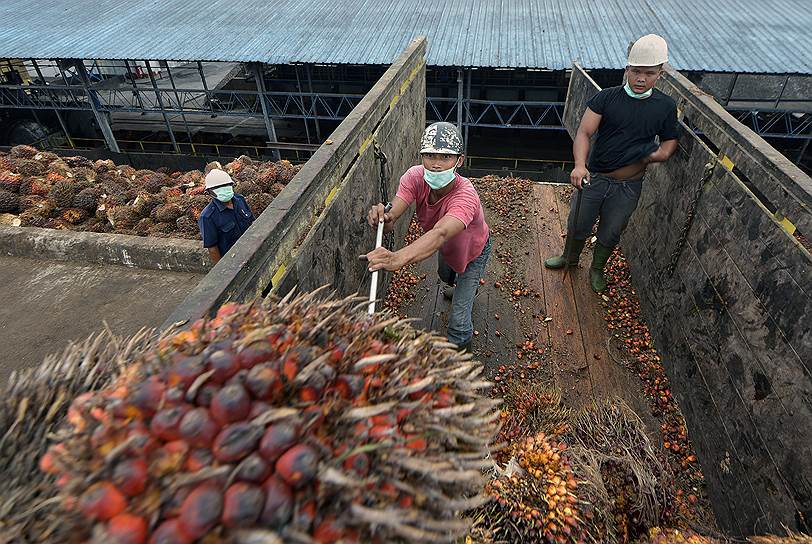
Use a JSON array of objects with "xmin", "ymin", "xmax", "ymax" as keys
[{"xmin": 566, "ymin": 173, "xmax": 644, "ymax": 246}]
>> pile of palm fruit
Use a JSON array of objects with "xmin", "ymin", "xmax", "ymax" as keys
[
  {"xmin": 1, "ymin": 290, "xmax": 499, "ymax": 543},
  {"xmin": 0, "ymin": 145, "xmax": 299, "ymax": 237}
]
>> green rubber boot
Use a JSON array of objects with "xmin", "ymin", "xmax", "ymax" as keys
[
  {"xmin": 544, "ymin": 238, "xmax": 586, "ymax": 269},
  {"xmin": 589, "ymin": 242, "xmax": 615, "ymax": 293}
]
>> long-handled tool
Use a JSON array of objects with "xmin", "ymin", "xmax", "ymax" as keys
[
  {"xmin": 562, "ymin": 178, "xmax": 589, "ymax": 283},
  {"xmin": 368, "ymin": 203, "xmax": 392, "ymax": 314}
]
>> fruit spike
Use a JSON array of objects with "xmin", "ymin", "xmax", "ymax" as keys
[{"xmin": 25, "ymin": 291, "xmax": 498, "ymax": 543}]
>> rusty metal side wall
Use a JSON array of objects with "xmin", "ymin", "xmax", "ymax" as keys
[
  {"xmin": 564, "ymin": 65, "xmax": 812, "ymax": 536},
  {"xmin": 162, "ymin": 38, "xmax": 426, "ymax": 327}
]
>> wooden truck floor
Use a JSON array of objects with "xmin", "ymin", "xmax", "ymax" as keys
[{"xmin": 400, "ymin": 182, "xmax": 658, "ymax": 434}]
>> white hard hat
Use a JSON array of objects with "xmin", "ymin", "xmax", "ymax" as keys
[
  {"xmin": 628, "ymin": 34, "xmax": 668, "ymax": 67},
  {"xmin": 204, "ymin": 168, "xmax": 233, "ymax": 190}
]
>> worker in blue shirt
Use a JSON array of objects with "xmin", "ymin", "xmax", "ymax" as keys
[{"xmin": 197, "ymin": 168, "xmax": 255, "ymax": 263}]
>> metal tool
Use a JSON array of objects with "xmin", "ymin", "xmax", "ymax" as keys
[
  {"xmin": 562, "ymin": 177, "xmax": 589, "ymax": 282},
  {"xmin": 368, "ymin": 202, "xmax": 392, "ymax": 314}
]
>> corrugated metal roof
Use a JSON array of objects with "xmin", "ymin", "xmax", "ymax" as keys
[{"xmin": 1, "ymin": 0, "xmax": 810, "ymax": 73}]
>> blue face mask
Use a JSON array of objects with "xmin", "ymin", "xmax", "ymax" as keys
[
  {"xmin": 424, "ymin": 166, "xmax": 456, "ymax": 190},
  {"xmin": 624, "ymin": 82, "xmax": 653, "ymax": 99},
  {"xmin": 212, "ymin": 186, "xmax": 234, "ymax": 202}
]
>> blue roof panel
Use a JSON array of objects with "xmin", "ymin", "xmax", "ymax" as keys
[{"xmin": 0, "ymin": 0, "xmax": 810, "ymax": 73}]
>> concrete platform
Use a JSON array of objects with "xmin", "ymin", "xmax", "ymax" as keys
[{"xmin": 0, "ymin": 256, "xmax": 203, "ymax": 384}]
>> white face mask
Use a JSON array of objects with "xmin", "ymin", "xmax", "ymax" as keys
[
  {"xmin": 423, "ymin": 166, "xmax": 456, "ymax": 190},
  {"xmin": 624, "ymin": 81, "xmax": 653, "ymax": 99}
]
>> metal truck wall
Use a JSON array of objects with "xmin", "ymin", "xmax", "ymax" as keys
[
  {"xmin": 564, "ymin": 65, "xmax": 812, "ymax": 536},
  {"xmin": 162, "ymin": 38, "xmax": 426, "ymax": 328}
]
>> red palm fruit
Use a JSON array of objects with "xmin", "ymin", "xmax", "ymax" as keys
[
  {"xmin": 163, "ymin": 386, "xmax": 186, "ymax": 406},
  {"xmin": 150, "ymin": 406, "xmax": 190, "ymax": 442},
  {"xmin": 398, "ymin": 494, "xmax": 414, "ymax": 509},
  {"xmin": 236, "ymin": 344, "xmax": 274, "ymax": 369},
  {"xmin": 179, "ymin": 408, "xmax": 220, "ymax": 448},
  {"xmin": 107, "ymin": 513, "xmax": 148, "ymax": 544},
  {"xmin": 166, "ymin": 355, "xmax": 205, "ymax": 388},
  {"xmin": 149, "ymin": 518, "xmax": 192, "ymax": 544},
  {"xmin": 299, "ymin": 386, "xmax": 320, "ymax": 402},
  {"xmin": 207, "ymin": 350, "xmax": 240, "ymax": 383},
  {"xmin": 258, "ymin": 422, "xmax": 298, "ymax": 463},
  {"xmin": 294, "ymin": 499, "xmax": 317, "ymax": 532},
  {"xmin": 126, "ymin": 427, "xmax": 159, "ymax": 457},
  {"xmin": 407, "ymin": 377, "xmax": 431, "ymax": 400},
  {"xmin": 313, "ymin": 516, "xmax": 343, "ymax": 543},
  {"xmin": 404, "ymin": 436, "xmax": 428, "ymax": 451},
  {"xmin": 194, "ymin": 383, "xmax": 219, "ymax": 407},
  {"xmin": 185, "ymin": 448, "xmax": 213, "ymax": 472},
  {"xmin": 79, "ymin": 482, "xmax": 127, "ymax": 521},
  {"xmin": 249, "ymin": 401, "xmax": 272, "ymax": 418},
  {"xmin": 210, "ymin": 384, "xmax": 250, "ymax": 425},
  {"xmin": 433, "ymin": 388, "xmax": 453, "ymax": 408},
  {"xmin": 112, "ymin": 458, "xmax": 148, "ymax": 496},
  {"xmin": 178, "ymin": 484, "xmax": 224, "ymax": 540},
  {"xmin": 222, "ymin": 482, "xmax": 265, "ymax": 528},
  {"xmin": 39, "ymin": 451, "xmax": 58, "ymax": 474},
  {"xmin": 234, "ymin": 453, "xmax": 272, "ymax": 483},
  {"xmin": 303, "ymin": 404, "xmax": 325, "ymax": 429},
  {"xmin": 329, "ymin": 344, "xmax": 345, "ymax": 363},
  {"xmin": 213, "ymin": 422, "xmax": 263, "ymax": 463},
  {"xmin": 369, "ymin": 425, "xmax": 394, "ymax": 439},
  {"xmin": 371, "ymin": 413, "xmax": 395, "ymax": 426},
  {"xmin": 216, "ymin": 302, "xmax": 240, "ymax": 319},
  {"xmin": 129, "ymin": 376, "xmax": 166, "ymax": 416},
  {"xmin": 163, "ymin": 486, "xmax": 192, "ymax": 518},
  {"xmin": 282, "ymin": 354, "xmax": 298, "ymax": 383},
  {"xmin": 245, "ymin": 364, "xmax": 283, "ymax": 401},
  {"xmin": 260, "ymin": 476, "xmax": 293, "ymax": 528},
  {"xmin": 352, "ymin": 420, "xmax": 370, "ymax": 439},
  {"xmin": 333, "ymin": 374, "xmax": 363, "ymax": 399},
  {"xmin": 343, "ymin": 452, "xmax": 370, "ymax": 477},
  {"xmin": 396, "ymin": 408, "xmax": 413, "ymax": 424},
  {"xmin": 276, "ymin": 444, "xmax": 319, "ymax": 488}
]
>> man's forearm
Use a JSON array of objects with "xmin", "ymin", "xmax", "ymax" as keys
[
  {"xmin": 646, "ymin": 141, "xmax": 678, "ymax": 164},
  {"xmin": 398, "ymin": 229, "xmax": 446, "ymax": 265},
  {"xmin": 208, "ymin": 247, "xmax": 221, "ymax": 264},
  {"xmin": 573, "ymin": 132, "xmax": 591, "ymax": 167}
]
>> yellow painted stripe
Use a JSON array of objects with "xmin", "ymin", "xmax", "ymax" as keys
[
  {"xmin": 359, "ymin": 135, "xmax": 374, "ymax": 156},
  {"xmin": 271, "ymin": 263, "xmax": 287, "ymax": 286},
  {"xmin": 719, "ymin": 154, "xmax": 735, "ymax": 171},
  {"xmin": 389, "ymin": 93, "xmax": 401, "ymax": 109},
  {"xmin": 775, "ymin": 213, "xmax": 797, "ymax": 235},
  {"xmin": 324, "ymin": 185, "xmax": 339, "ymax": 207}
]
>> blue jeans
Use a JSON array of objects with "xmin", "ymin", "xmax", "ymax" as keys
[
  {"xmin": 566, "ymin": 173, "xmax": 644, "ymax": 247},
  {"xmin": 438, "ymin": 236, "xmax": 492, "ymax": 346}
]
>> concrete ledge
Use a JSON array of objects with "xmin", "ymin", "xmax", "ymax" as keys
[{"xmin": 0, "ymin": 226, "xmax": 211, "ymax": 273}]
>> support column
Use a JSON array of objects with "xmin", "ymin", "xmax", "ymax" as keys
[
  {"xmin": 163, "ymin": 61, "xmax": 194, "ymax": 148},
  {"xmin": 456, "ymin": 68, "xmax": 464, "ymax": 134},
  {"xmin": 294, "ymin": 65, "xmax": 312, "ymax": 144},
  {"xmin": 71, "ymin": 59, "xmax": 119, "ymax": 152},
  {"xmin": 723, "ymin": 73, "xmax": 739, "ymax": 107},
  {"xmin": 31, "ymin": 59, "xmax": 74, "ymax": 148},
  {"xmin": 123, "ymin": 60, "xmax": 146, "ymax": 113},
  {"xmin": 464, "ymin": 68, "xmax": 471, "ymax": 159},
  {"xmin": 250, "ymin": 63, "xmax": 280, "ymax": 160},
  {"xmin": 144, "ymin": 60, "xmax": 180, "ymax": 153},
  {"xmin": 306, "ymin": 64, "xmax": 322, "ymax": 141},
  {"xmin": 197, "ymin": 61, "xmax": 217, "ymax": 118}
]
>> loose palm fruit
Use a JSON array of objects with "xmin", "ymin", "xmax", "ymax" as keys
[
  {"xmin": 245, "ymin": 364, "xmax": 283, "ymax": 401},
  {"xmin": 107, "ymin": 513, "xmax": 148, "ymax": 544},
  {"xmin": 236, "ymin": 344, "xmax": 274, "ymax": 369},
  {"xmin": 210, "ymin": 384, "xmax": 250, "ymax": 425},
  {"xmin": 260, "ymin": 475, "xmax": 293, "ymax": 528},
  {"xmin": 314, "ymin": 516, "xmax": 344, "ymax": 543},
  {"xmin": 166, "ymin": 355, "xmax": 205, "ymax": 388},
  {"xmin": 213, "ymin": 422, "xmax": 263, "ymax": 463},
  {"xmin": 130, "ymin": 376, "xmax": 167, "ymax": 416},
  {"xmin": 79, "ymin": 482, "xmax": 127, "ymax": 521},
  {"xmin": 222, "ymin": 482, "xmax": 265, "ymax": 528},
  {"xmin": 259, "ymin": 422, "xmax": 298, "ymax": 463},
  {"xmin": 207, "ymin": 350, "xmax": 240, "ymax": 383},
  {"xmin": 151, "ymin": 406, "xmax": 189, "ymax": 442},
  {"xmin": 112, "ymin": 458, "xmax": 148, "ymax": 496},
  {"xmin": 185, "ymin": 448, "xmax": 214, "ymax": 472},
  {"xmin": 195, "ymin": 384, "xmax": 220, "ymax": 407},
  {"xmin": 149, "ymin": 518, "xmax": 192, "ymax": 544},
  {"xmin": 179, "ymin": 408, "xmax": 219, "ymax": 448},
  {"xmin": 234, "ymin": 453, "xmax": 272, "ymax": 483},
  {"xmin": 276, "ymin": 444, "xmax": 319, "ymax": 488},
  {"xmin": 178, "ymin": 484, "xmax": 224, "ymax": 539}
]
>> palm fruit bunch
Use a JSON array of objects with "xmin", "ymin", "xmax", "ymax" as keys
[
  {"xmin": 246, "ymin": 193, "xmax": 274, "ymax": 217},
  {"xmin": 0, "ymin": 170, "xmax": 22, "ymax": 193},
  {"xmin": 31, "ymin": 292, "xmax": 497, "ymax": 543},
  {"xmin": 0, "ymin": 188, "xmax": 20, "ymax": 213},
  {"xmin": 61, "ymin": 208, "xmax": 89, "ymax": 225},
  {"xmin": 73, "ymin": 187, "xmax": 102, "ymax": 212},
  {"xmin": 9, "ymin": 144, "xmax": 39, "ymax": 159},
  {"xmin": 638, "ymin": 527, "xmax": 718, "ymax": 543},
  {"xmin": 477, "ymin": 432, "xmax": 594, "ymax": 544},
  {"xmin": 496, "ymin": 384, "xmax": 572, "ymax": 460},
  {"xmin": 749, "ymin": 534, "xmax": 812, "ymax": 544}
]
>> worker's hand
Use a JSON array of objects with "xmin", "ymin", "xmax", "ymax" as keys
[
  {"xmin": 367, "ymin": 203, "xmax": 393, "ymax": 228},
  {"xmin": 363, "ymin": 247, "xmax": 406, "ymax": 272},
  {"xmin": 570, "ymin": 166, "xmax": 590, "ymax": 189}
]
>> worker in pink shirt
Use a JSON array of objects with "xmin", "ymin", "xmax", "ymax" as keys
[{"xmin": 364, "ymin": 122, "xmax": 491, "ymax": 351}]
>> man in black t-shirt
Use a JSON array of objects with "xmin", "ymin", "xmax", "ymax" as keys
[{"xmin": 545, "ymin": 34, "xmax": 679, "ymax": 293}]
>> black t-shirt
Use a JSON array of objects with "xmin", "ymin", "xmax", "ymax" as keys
[{"xmin": 586, "ymin": 86, "xmax": 679, "ymax": 173}]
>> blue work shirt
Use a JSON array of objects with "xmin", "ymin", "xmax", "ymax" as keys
[{"xmin": 198, "ymin": 194, "xmax": 255, "ymax": 257}]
